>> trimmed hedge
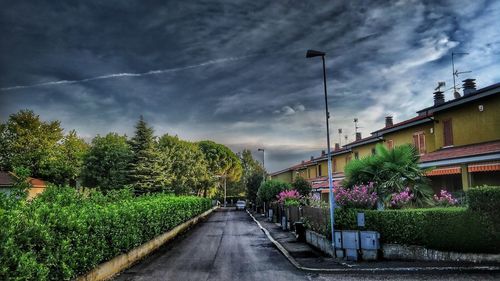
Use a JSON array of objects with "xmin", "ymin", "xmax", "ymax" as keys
[
  {"xmin": 0, "ymin": 187, "xmax": 212, "ymax": 281},
  {"xmin": 304, "ymin": 207, "xmax": 500, "ymax": 254},
  {"xmin": 467, "ymin": 185, "xmax": 500, "ymax": 213}
]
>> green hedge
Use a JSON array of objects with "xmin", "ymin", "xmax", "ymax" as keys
[
  {"xmin": 0, "ymin": 187, "xmax": 212, "ymax": 280},
  {"xmin": 302, "ymin": 186, "xmax": 500, "ymax": 253}
]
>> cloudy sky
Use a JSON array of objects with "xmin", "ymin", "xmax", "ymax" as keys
[{"xmin": 1, "ymin": 0, "xmax": 499, "ymax": 172}]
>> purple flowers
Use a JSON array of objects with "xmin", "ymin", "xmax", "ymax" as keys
[
  {"xmin": 433, "ymin": 189, "xmax": 458, "ymax": 206},
  {"xmin": 390, "ymin": 187, "xmax": 414, "ymax": 209},
  {"xmin": 277, "ymin": 189, "xmax": 301, "ymax": 206},
  {"xmin": 334, "ymin": 182, "xmax": 378, "ymax": 209}
]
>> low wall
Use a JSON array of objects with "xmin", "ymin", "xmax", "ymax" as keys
[
  {"xmin": 382, "ymin": 244, "xmax": 500, "ymax": 263},
  {"xmin": 77, "ymin": 206, "xmax": 218, "ymax": 281},
  {"xmin": 305, "ymin": 229, "xmax": 500, "ymax": 264},
  {"xmin": 305, "ymin": 230, "xmax": 334, "ymax": 257}
]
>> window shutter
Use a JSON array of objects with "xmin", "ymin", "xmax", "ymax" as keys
[
  {"xmin": 419, "ymin": 133, "xmax": 426, "ymax": 154},
  {"xmin": 443, "ymin": 119, "xmax": 453, "ymax": 146}
]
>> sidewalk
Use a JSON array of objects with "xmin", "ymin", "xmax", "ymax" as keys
[{"xmin": 248, "ymin": 210, "xmax": 500, "ymax": 273}]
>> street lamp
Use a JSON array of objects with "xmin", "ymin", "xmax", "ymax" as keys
[
  {"xmin": 306, "ymin": 49, "xmax": 336, "ymax": 250},
  {"xmin": 257, "ymin": 148, "xmax": 265, "ymax": 181},
  {"xmin": 257, "ymin": 148, "xmax": 266, "ymax": 214}
]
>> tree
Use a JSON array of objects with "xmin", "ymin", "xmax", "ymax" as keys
[
  {"xmin": 157, "ymin": 134, "xmax": 209, "ymax": 195},
  {"xmin": 81, "ymin": 133, "xmax": 132, "ymax": 190},
  {"xmin": 128, "ymin": 116, "xmax": 170, "ymax": 193},
  {"xmin": 257, "ymin": 180, "xmax": 291, "ymax": 204},
  {"xmin": 42, "ymin": 130, "xmax": 89, "ymax": 186},
  {"xmin": 0, "ymin": 110, "xmax": 63, "ymax": 178},
  {"xmin": 344, "ymin": 144, "xmax": 432, "ymax": 206},
  {"xmin": 292, "ymin": 176, "xmax": 312, "ymax": 196},
  {"xmin": 246, "ymin": 172, "xmax": 263, "ymax": 203},
  {"xmin": 198, "ymin": 140, "xmax": 242, "ymax": 197}
]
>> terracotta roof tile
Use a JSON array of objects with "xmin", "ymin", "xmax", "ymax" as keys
[{"xmin": 419, "ymin": 141, "xmax": 500, "ymax": 163}]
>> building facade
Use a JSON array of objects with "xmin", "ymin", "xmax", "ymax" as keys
[{"xmin": 270, "ymin": 79, "xmax": 500, "ymax": 195}]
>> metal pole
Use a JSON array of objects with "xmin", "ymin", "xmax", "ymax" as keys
[
  {"xmin": 224, "ymin": 176, "xmax": 227, "ymax": 208},
  {"xmin": 322, "ymin": 56, "xmax": 336, "ymax": 248},
  {"xmin": 452, "ymin": 53, "xmax": 456, "ymax": 94},
  {"xmin": 262, "ymin": 149, "xmax": 265, "ymax": 181}
]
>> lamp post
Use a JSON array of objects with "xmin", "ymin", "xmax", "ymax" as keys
[
  {"xmin": 257, "ymin": 148, "xmax": 266, "ymax": 214},
  {"xmin": 257, "ymin": 148, "xmax": 265, "ymax": 181},
  {"xmin": 306, "ymin": 49, "xmax": 336, "ymax": 250}
]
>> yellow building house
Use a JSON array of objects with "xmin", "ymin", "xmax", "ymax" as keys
[{"xmin": 271, "ymin": 79, "xmax": 500, "ymax": 194}]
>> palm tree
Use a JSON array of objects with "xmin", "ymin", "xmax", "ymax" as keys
[{"xmin": 344, "ymin": 144, "xmax": 433, "ymax": 207}]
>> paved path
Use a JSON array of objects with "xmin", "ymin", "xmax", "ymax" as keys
[{"xmin": 114, "ymin": 209, "xmax": 499, "ymax": 281}]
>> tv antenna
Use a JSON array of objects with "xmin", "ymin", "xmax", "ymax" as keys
[
  {"xmin": 353, "ymin": 118, "xmax": 362, "ymax": 134},
  {"xmin": 452, "ymin": 52, "xmax": 471, "ymax": 97}
]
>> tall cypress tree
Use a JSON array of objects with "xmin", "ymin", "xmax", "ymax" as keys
[{"xmin": 128, "ymin": 116, "xmax": 171, "ymax": 193}]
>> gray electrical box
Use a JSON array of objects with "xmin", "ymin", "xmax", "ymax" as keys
[
  {"xmin": 357, "ymin": 212, "xmax": 365, "ymax": 227},
  {"xmin": 360, "ymin": 231, "xmax": 380, "ymax": 250},
  {"xmin": 341, "ymin": 230, "xmax": 360, "ymax": 249},
  {"xmin": 334, "ymin": 231, "xmax": 344, "ymax": 258}
]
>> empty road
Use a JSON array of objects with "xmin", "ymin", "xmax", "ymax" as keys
[{"xmin": 114, "ymin": 209, "xmax": 498, "ymax": 281}]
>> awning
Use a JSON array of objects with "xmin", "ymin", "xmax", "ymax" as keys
[
  {"xmin": 468, "ymin": 162, "xmax": 500, "ymax": 172},
  {"xmin": 426, "ymin": 166, "xmax": 461, "ymax": 176},
  {"xmin": 320, "ymin": 189, "xmax": 330, "ymax": 194}
]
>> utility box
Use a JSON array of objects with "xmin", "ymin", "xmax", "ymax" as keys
[
  {"xmin": 341, "ymin": 230, "xmax": 359, "ymax": 261},
  {"xmin": 360, "ymin": 231, "xmax": 380, "ymax": 260},
  {"xmin": 357, "ymin": 212, "xmax": 365, "ymax": 227},
  {"xmin": 334, "ymin": 231, "xmax": 344, "ymax": 258}
]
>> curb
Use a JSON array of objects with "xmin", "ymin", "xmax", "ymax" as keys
[
  {"xmin": 77, "ymin": 206, "xmax": 218, "ymax": 281},
  {"xmin": 246, "ymin": 210, "xmax": 500, "ymax": 273}
]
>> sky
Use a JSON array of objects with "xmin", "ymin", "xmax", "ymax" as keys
[{"xmin": 1, "ymin": 0, "xmax": 499, "ymax": 172}]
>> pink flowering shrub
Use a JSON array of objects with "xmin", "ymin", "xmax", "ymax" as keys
[
  {"xmin": 277, "ymin": 189, "xmax": 301, "ymax": 206},
  {"xmin": 433, "ymin": 189, "xmax": 458, "ymax": 206},
  {"xmin": 334, "ymin": 182, "xmax": 378, "ymax": 209},
  {"xmin": 390, "ymin": 187, "xmax": 414, "ymax": 209}
]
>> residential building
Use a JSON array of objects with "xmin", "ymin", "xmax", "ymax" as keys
[
  {"xmin": 270, "ymin": 79, "xmax": 500, "ymax": 195},
  {"xmin": 0, "ymin": 171, "xmax": 47, "ymax": 200}
]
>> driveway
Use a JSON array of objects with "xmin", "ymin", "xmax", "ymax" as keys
[{"xmin": 114, "ymin": 209, "xmax": 499, "ymax": 281}]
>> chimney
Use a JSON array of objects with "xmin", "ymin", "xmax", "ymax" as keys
[
  {"xmin": 355, "ymin": 132, "xmax": 362, "ymax": 141},
  {"xmin": 433, "ymin": 91, "xmax": 445, "ymax": 106},
  {"xmin": 462, "ymin": 79, "xmax": 476, "ymax": 96},
  {"xmin": 334, "ymin": 143, "xmax": 340, "ymax": 150},
  {"xmin": 310, "ymin": 156, "xmax": 314, "ymax": 161},
  {"xmin": 321, "ymin": 150, "xmax": 326, "ymax": 156},
  {"xmin": 301, "ymin": 160, "xmax": 305, "ymax": 164},
  {"xmin": 385, "ymin": 116, "xmax": 393, "ymax": 128}
]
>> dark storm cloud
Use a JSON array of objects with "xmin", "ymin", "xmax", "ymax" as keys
[{"xmin": 1, "ymin": 0, "xmax": 499, "ymax": 171}]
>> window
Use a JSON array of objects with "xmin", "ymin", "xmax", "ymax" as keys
[
  {"xmin": 354, "ymin": 152, "xmax": 359, "ymax": 160},
  {"xmin": 371, "ymin": 148, "xmax": 376, "ymax": 155},
  {"xmin": 345, "ymin": 155, "xmax": 351, "ymax": 164},
  {"xmin": 412, "ymin": 131, "xmax": 426, "ymax": 155},
  {"xmin": 386, "ymin": 139, "xmax": 394, "ymax": 150},
  {"xmin": 333, "ymin": 159, "xmax": 337, "ymax": 172},
  {"xmin": 318, "ymin": 164, "xmax": 322, "ymax": 177},
  {"xmin": 443, "ymin": 119, "xmax": 453, "ymax": 147}
]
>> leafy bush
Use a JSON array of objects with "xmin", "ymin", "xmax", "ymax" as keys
[
  {"xmin": 303, "ymin": 206, "xmax": 499, "ymax": 253},
  {"xmin": 389, "ymin": 187, "xmax": 414, "ymax": 209},
  {"xmin": 277, "ymin": 189, "xmax": 301, "ymax": 207},
  {"xmin": 292, "ymin": 177, "xmax": 312, "ymax": 196},
  {"xmin": 0, "ymin": 187, "xmax": 212, "ymax": 280},
  {"xmin": 467, "ymin": 185, "xmax": 500, "ymax": 213},
  {"xmin": 334, "ymin": 183, "xmax": 377, "ymax": 209},
  {"xmin": 257, "ymin": 180, "xmax": 291, "ymax": 203},
  {"xmin": 433, "ymin": 189, "xmax": 458, "ymax": 207}
]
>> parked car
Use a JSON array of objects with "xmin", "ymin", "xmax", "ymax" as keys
[{"xmin": 236, "ymin": 200, "xmax": 246, "ymax": 210}]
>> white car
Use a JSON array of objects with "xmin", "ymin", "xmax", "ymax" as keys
[{"xmin": 235, "ymin": 200, "xmax": 246, "ymax": 210}]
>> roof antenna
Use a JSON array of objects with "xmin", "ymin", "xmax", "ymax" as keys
[
  {"xmin": 353, "ymin": 118, "xmax": 362, "ymax": 134},
  {"xmin": 452, "ymin": 52, "xmax": 471, "ymax": 98},
  {"xmin": 338, "ymin": 128, "xmax": 343, "ymax": 145}
]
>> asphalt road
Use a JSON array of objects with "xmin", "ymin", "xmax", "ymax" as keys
[{"xmin": 114, "ymin": 209, "xmax": 499, "ymax": 281}]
